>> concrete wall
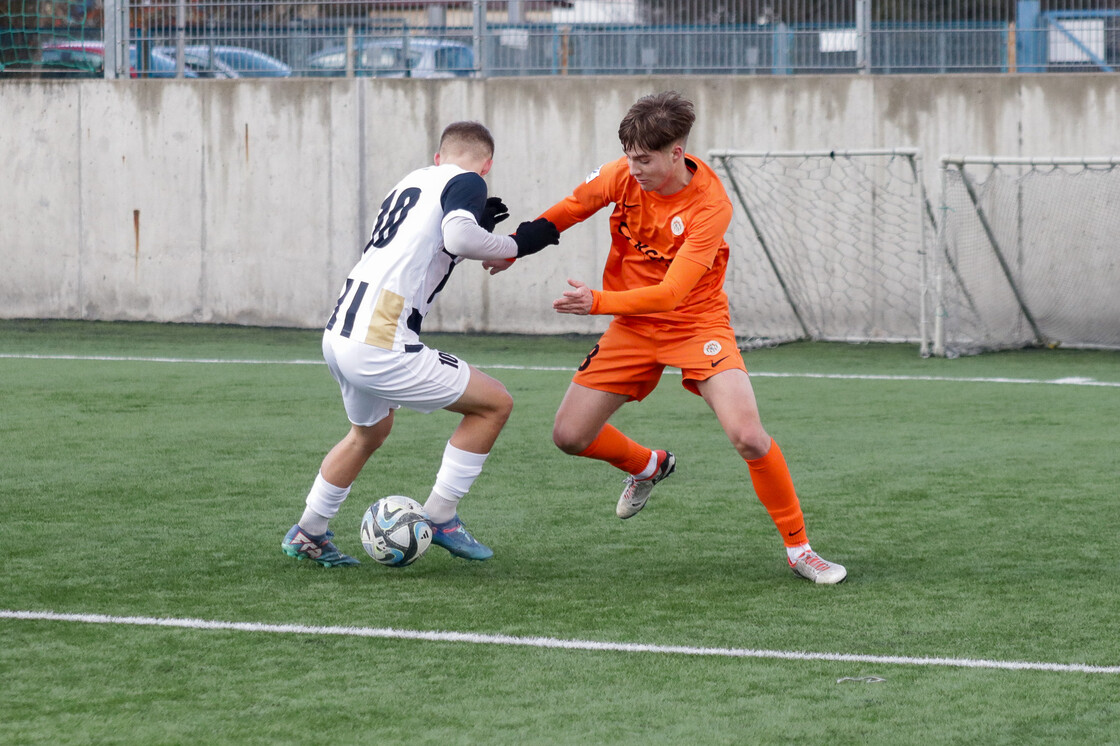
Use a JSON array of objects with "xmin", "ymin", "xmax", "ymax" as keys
[{"xmin": 2, "ymin": 75, "xmax": 1118, "ymax": 334}]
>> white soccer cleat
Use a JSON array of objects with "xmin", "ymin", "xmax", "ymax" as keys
[
  {"xmin": 616, "ymin": 451, "xmax": 676, "ymax": 519},
  {"xmin": 789, "ymin": 549, "xmax": 847, "ymax": 584}
]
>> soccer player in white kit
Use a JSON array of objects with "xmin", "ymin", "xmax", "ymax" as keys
[{"xmin": 282, "ymin": 121, "xmax": 560, "ymax": 565}]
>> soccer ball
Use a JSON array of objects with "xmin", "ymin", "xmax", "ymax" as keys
[{"xmin": 360, "ymin": 496, "xmax": 432, "ymax": 567}]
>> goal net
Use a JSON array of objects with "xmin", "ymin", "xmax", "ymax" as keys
[
  {"xmin": 710, "ymin": 149, "xmax": 935, "ymax": 354},
  {"xmin": 936, "ymin": 157, "xmax": 1120, "ymax": 356},
  {"xmin": 0, "ymin": 0, "xmax": 101, "ymax": 75}
]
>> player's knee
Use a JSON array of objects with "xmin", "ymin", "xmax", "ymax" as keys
[
  {"xmin": 457, "ymin": 377, "xmax": 513, "ymax": 425},
  {"xmin": 729, "ymin": 426, "xmax": 770, "ymax": 461},
  {"xmin": 468, "ymin": 373, "xmax": 513, "ymax": 424},
  {"xmin": 350, "ymin": 424, "xmax": 390, "ymax": 454},
  {"xmin": 552, "ymin": 421, "xmax": 588, "ymax": 455},
  {"xmin": 491, "ymin": 387, "xmax": 514, "ymax": 425},
  {"xmin": 469, "ymin": 383, "xmax": 512, "ymax": 430}
]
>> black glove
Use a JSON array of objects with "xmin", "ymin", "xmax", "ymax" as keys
[
  {"xmin": 511, "ymin": 218, "xmax": 560, "ymax": 258},
  {"xmin": 479, "ymin": 197, "xmax": 509, "ymax": 233}
]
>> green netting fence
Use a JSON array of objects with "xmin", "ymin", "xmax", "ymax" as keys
[{"xmin": 0, "ymin": 0, "xmax": 101, "ymax": 74}]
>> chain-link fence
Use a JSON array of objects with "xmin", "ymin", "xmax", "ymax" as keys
[{"xmin": 3, "ymin": 1, "xmax": 1119, "ymax": 77}]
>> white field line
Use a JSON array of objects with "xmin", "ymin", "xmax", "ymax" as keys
[
  {"xmin": 3, "ymin": 609, "xmax": 1118, "ymax": 675},
  {"xmin": 1, "ymin": 353, "xmax": 1118, "ymax": 388},
  {"xmin": 0, "ymin": 353, "xmax": 326, "ymax": 365}
]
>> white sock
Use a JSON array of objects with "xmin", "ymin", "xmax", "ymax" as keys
[
  {"xmin": 424, "ymin": 488, "xmax": 460, "ymax": 525},
  {"xmin": 633, "ymin": 450, "xmax": 659, "ymax": 480},
  {"xmin": 300, "ymin": 472, "xmax": 350, "ymax": 535},
  {"xmin": 786, "ymin": 543, "xmax": 812, "ymax": 563},
  {"xmin": 425, "ymin": 442, "xmax": 489, "ymax": 523}
]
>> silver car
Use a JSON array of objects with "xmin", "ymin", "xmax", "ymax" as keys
[
  {"xmin": 155, "ymin": 45, "xmax": 292, "ymax": 78},
  {"xmin": 304, "ymin": 37, "xmax": 474, "ymax": 78}
]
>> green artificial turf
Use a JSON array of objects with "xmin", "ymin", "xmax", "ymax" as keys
[{"xmin": 2, "ymin": 320, "xmax": 1118, "ymax": 744}]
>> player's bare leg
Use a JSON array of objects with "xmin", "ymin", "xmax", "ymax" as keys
[
  {"xmin": 553, "ymin": 383, "xmax": 676, "ymax": 518},
  {"xmin": 281, "ymin": 414, "xmax": 395, "ymax": 567},
  {"xmin": 552, "ymin": 382, "xmax": 628, "ymax": 454},
  {"xmin": 320, "ymin": 414, "xmax": 395, "ymax": 488},
  {"xmin": 444, "ymin": 366, "xmax": 513, "ymax": 454},
  {"xmin": 698, "ymin": 369, "xmax": 846, "ymax": 584}
]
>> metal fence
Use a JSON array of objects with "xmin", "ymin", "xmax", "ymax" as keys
[{"xmin": 3, "ymin": 1, "xmax": 1119, "ymax": 78}]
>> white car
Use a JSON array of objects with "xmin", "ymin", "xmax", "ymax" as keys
[
  {"xmin": 305, "ymin": 37, "xmax": 475, "ymax": 78},
  {"xmin": 155, "ymin": 45, "xmax": 292, "ymax": 78}
]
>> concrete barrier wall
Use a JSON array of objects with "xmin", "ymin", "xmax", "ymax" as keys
[{"xmin": 2, "ymin": 75, "xmax": 1118, "ymax": 335}]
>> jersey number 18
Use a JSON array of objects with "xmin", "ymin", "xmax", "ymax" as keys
[{"xmin": 365, "ymin": 187, "xmax": 421, "ymax": 252}]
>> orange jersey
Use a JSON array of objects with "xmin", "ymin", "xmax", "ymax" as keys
[{"xmin": 541, "ymin": 154, "xmax": 733, "ymax": 327}]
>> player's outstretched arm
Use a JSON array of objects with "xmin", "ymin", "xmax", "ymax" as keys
[
  {"xmin": 476, "ymin": 215, "xmax": 562, "ymax": 275},
  {"xmin": 440, "ymin": 174, "xmax": 520, "ymax": 261},
  {"xmin": 510, "ymin": 218, "xmax": 560, "ymax": 257},
  {"xmin": 443, "ymin": 211, "xmax": 518, "ymax": 261},
  {"xmin": 555, "ymin": 257, "xmax": 708, "ymax": 317}
]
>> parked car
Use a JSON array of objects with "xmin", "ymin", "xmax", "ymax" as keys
[
  {"xmin": 40, "ymin": 40, "xmax": 200, "ymax": 78},
  {"xmin": 153, "ymin": 46, "xmax": 240, "ymax": 78},
  {"xmin": 304, "ymin": 37, "xmax": 474, "ymax": 78},
  {"xmin": 154, "ymin": 45, "xmax": 291, "ymax": 78}
]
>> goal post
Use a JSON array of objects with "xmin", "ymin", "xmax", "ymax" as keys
[
  {"xmin": 710, "ymin": 148, "xmax": 936, "ymax": 355},
  {"xmin": 936, "ymin": 156, "xmax": 1120, "ymax": 356}
]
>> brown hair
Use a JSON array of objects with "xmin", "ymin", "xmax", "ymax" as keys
[
  {"xmin": 618, "ymin": 91, "xmax": 696, "ymax": 152},
  {"xmin": 438, "ymin": 121, "xmax": 495, "ymax": 160}
]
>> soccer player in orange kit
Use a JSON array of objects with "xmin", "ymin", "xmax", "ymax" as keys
[{"xmin": 542, "ymin": 91, "xmax": 846, "ymax": 583}]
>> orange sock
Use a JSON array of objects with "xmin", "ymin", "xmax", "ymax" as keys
[
  {"xmin": 746, "ymin": 440, "xmax": 808, "ymax": 548},
  {"xmin": 576, "ymin": 424, "xmax": 653, "ymax": 475}
]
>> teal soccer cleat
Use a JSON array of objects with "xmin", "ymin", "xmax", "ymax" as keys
[
  {"xmin": 282, "ymin": 524, "xmax": 361, "ymax": 567},
  {"xmin": 430, "ymin": 514, "xmax": 493, "ymax": 561}
]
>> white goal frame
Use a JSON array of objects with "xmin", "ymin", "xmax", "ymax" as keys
[
  {"xmin": 710, "ymin": 148, "xmax": 936, "ymax": 356},
  {"xmin": 935, "ymin": 155, "xmax": 1120, "ymax": 356}
]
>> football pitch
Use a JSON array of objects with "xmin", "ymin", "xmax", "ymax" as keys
[{"xmin": 2, "ymin": 320, "xmax": 1119, "ymax": 744}]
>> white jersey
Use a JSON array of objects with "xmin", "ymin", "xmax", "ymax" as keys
[{"xmin": 325, "ymin": 163, "xmax": 515, "ymax": 351}]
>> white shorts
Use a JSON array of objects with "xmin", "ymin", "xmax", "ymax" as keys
[{"xmin": 322, "ymin": 332, "xmax": 471, "ymax": 426}]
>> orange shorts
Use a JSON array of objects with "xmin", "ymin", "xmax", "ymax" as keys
[{"xmin": 571, "ymin": 321, "xmax": 747, "ymax": 401}]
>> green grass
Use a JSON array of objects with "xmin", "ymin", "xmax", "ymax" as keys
[{"xmin": 2, "ymin": 320, "xmax": 1119, "ymax": 744}]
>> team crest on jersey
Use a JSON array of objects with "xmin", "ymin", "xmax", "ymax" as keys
[
  {"xmin": 671, "ymin": 216, "xmax": 685, "ymax": 235},
  {"xmin": 585, "ymin": 165, "xmax": 603, "ymax": 183},
  {"xmin": 703, "ymin": 340, "xmax": 722, "ymax": 356}
]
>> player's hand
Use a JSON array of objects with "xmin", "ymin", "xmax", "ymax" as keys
[
  {"xmin": 553, "ymin": 279, "xmax": 594, "ymax": 315},
  {"xmin": 482, "ymin": 257, "xmax": 516, "ymax": 275},
  {"xmin": 479, "ymin": 197, "xmax": 509, "ymax": 233},
  {"xmin": 511, "ymin": 218, "xmax": 560, "ymax": 257}
]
